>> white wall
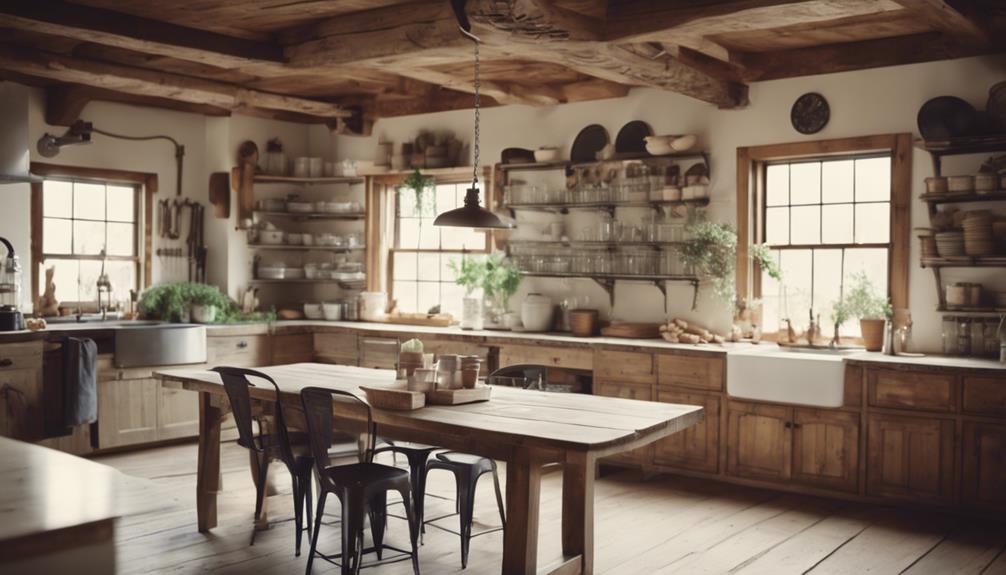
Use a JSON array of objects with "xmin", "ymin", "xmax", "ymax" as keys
[{"xmin": 332, "ymin": 55, "xmax": 1006, "ymax": 352}]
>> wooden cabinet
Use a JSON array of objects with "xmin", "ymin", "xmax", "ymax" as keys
[
  {"xmin": 654, "ymin": 389, "xmax": 719, "ymax": 473},
  {"xmin": 314, "ymin": 332, "xmax": 358, "ymax": 365},
  {"xmin": 498, "ymin": 343, "xmax": 592, "ymax": 371},
  {"xmin": 656, "ymin": 353, "xmax": 723, "ymax": 391},
  {"xmin": 867, "ymin": 368, "xmax": 957, "ymax": 413},
  {"xmin": 359, "ymin": 337, "xmax": 399, "ymax": 369},
  {"xmin": 594, "ymin": 381, "xmax": 653, "ymax": 467},
  {"xmin": 726, "ymin": 401, "xmax": 792, "ymax": 481},
  {"xmin": 791, "ymin": 409, "xmax": 859, "ymax": 493},
  {"xmin": 866, "ymin": 414, "xmax": 955, "ymax": 504},
  {"xmin": 98, "ymin": 377, "xmax": 160, "ymax": 449},
  {"xmin": 421, "ymin": 338, "xmax": 490, "ymax": 364},
  {"xmin": 594, "ymin": 350, "xmax": 655, "ymax": 385},
  {"xmin": 157, "ymin": 382, "xmax": 199, "ymax": 441},
  {"xmin": 207, "ymin": 335, "xmax": 271, "ymax": 367},
  {"xmin": 962, "ymin": 421, "xmax": 1006, "ymax": 511},
  {"xmin": 271, "ymin": 333, "xmax": 314, "ymax": 365},
  {"xmin": 0, "ymin": 341, "xmax": 43, "ymax": 441},
  {"xmin": 962, "ymin": 376, "xmax": 1006, "ymax": 417}
]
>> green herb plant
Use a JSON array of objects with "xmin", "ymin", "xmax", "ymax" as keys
[
  {"xmin": 482, "ymin": 252, "xmax": 522, "ymax": 313},
  {"xmin": 831, "ymin": 272, "xmax": 892, "ymax": 325},
  {"xmin": 138, "ymin": 282, "xmax": 276, "ymax": 324}
]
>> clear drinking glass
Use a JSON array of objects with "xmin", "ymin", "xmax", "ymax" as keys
[{"xmin": 941, "ymin": 315, "xmax": 957, "ymax": 355}]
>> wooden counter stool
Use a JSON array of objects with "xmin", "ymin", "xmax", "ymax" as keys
[
  {"xmin": 301, "ymin": 386, "xmax": 420, "ymax": 575},
  {"xmin": 212, "ymin": 366, "xmax": 314, "ymax": 557}
]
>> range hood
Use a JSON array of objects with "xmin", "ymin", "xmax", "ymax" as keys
[{"xmin": 0, "ymin": 82, "xmax": 40, "ymax": 184}]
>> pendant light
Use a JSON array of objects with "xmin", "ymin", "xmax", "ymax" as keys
[{"xmin": 433, "ymin": 17, "xmax": 514, "ymax": 229}]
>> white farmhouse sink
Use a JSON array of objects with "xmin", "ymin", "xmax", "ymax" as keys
[{"xmin": 726, "ymin": 347, "xmax": 847, "ymax": 408}]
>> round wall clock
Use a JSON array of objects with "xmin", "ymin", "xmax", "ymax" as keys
[{"xmin": 791, "ymin": 92, "xmax": 830, "ymax": 134}]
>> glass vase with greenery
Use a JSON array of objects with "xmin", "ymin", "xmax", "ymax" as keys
[{"xmin": 481, "ymin": 252, "xmax": 522, "ymax": 320}]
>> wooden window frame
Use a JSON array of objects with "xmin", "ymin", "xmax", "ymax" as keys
[
  {"xmin": 736, "ymin": 134, "xmax": 912, "ymax": 322},
  {"xmin": 29, "ymin": 162, "xmax": 156, "ymax": 313}
]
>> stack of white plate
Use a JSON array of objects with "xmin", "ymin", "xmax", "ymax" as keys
[{"xmin": 934, "ymin": 231, "xmax": 965, "ymax": 257}]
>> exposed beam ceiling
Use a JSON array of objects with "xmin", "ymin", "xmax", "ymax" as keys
[{"xmin": 891, "ymin": 0, "xmax": 991, "ymax": 50}]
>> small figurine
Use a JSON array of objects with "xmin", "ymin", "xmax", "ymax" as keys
[{"xmin": 38, "ymin": 266, "xmax": 59, "ymax": 317}]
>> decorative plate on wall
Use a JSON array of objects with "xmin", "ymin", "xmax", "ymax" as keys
[
  {"xmin": 791, "ymin": 92, "xmax": 830, "ymax": 134},
  {"xmin": 570, "ymin": 124, "xmax": 610, "ymax": 163}
]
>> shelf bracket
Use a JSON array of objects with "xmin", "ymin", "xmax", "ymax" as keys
[
  {"xmin": 654, "ymin": 280, "xmax": 667, "ymax": 314},
  {"xmin": 690, "ymin": 279, "xmax": 699, "ymax": 310},
  {"xmin": 590, "ymin": 277, "xmax": 616, "ymax": 307}
]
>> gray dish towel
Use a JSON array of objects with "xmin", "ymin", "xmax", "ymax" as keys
[{"xmin": 63, "ymin": 337, "xmax": 98, "ymax": 426}]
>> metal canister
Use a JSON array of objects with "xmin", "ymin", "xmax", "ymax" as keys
[{"xmin": 341, "ymin": 299, "xmax": 359, "ymax": 321}]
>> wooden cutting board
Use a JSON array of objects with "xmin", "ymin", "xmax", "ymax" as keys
[
  {"xmin": 361, "ymin": 386, "xmax": 426, "ymax": 410},
  {"xmin": 374, "ymin": 313, "xmax": 453, "ymax": 327},
  {"xmin": 427, "ymin": 386, "xmax": 492, "ymax": 405},
  {"xmin": 600, "ymin": 322, "xmax": 663, "ymax": 339}
]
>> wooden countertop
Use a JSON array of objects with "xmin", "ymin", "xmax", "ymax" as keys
[{"xmin": 0, "ymin": 437, "xmax": 162, "ymax": 551}]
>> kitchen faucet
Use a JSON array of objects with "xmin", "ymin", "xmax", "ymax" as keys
[{"xmin": 96, "ymin": 251, "xmax": 112, "ymax": 320}]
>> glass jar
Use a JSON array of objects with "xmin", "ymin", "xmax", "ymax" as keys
[
  {"xmin": 941, "ymin": 316, "xmax": 957, "ymax": 356},
  {"xmin": 971, "ymin": 319, "xmax": 984, "ymax": 358},
  {"xmin": 957, "ymin": 316, "xmax": 972, "ymax": 356},
  {"xmin": 984, "ymin": 318, "xmax": 1000, "ymax": 358}
]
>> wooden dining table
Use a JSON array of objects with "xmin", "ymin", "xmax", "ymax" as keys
[{"xmin": 155, "ymin": 363, "xmax": 703, "ymax": 575}]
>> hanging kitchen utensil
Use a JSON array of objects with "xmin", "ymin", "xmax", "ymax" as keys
[
  {"xmin": 614, "ymin": 121, "xmax": 653, "ymax": 156},
  {"xmin": 208, "ymin": 172, "xmax": 230, "ymax": 219},
  {"xmin": 570, "ymin": 124, "xmax": 610, "ymax": 163}
]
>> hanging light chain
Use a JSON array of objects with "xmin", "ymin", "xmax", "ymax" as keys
[{"xmin": 472, "ymin": 37, "xmax": 480, "ymax": 186}]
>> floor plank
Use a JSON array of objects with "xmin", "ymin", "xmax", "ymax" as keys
[{"xmin": 92, "ymin": 442, "xmax": 1006, "ymax": 575}]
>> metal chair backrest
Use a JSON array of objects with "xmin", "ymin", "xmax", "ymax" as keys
[
  {"xmin": 486, "ymin": 364, "xmax": 548, "ymax": 390},
  {"xmin": 212, "ymin": 367, "xmax": 294, "ymax": 465},
  {"xmin": 300, "ymin": 386, "xmax": 376, "ymax": 484}
]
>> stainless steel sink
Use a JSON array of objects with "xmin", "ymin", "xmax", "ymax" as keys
[{"xmin": 114, "ymin": 323, "xmax": 207, "ymax": 367}]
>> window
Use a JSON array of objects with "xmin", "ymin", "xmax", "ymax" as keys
[
  {"xmin": 390, "ymin": 180, "xmax": 489, "ymax": 317},
  {"xmin": 36, "ymin": 177, "xmax": 141, "ymax": 306},
  {"xmin": 759, "ymin": 155, "xmax": 892, "ymax": 336}
]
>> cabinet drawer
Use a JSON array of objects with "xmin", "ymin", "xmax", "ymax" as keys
[
  {"xmin": 498, "ymin": 344, "xmax": 592, "ymax": 371},
  {"xmin": 867, "ymin": 368, "xmax": 956, "ymax": 412},
  {"xmin": 359, "ymin": 337, "xmax": 399, "ymax": 370},
  {"xmin": 594, "ymin": 350, "xmax": 655, "ymax": 385},
  {"xmin": 962, "ymin": 377, "xmax": 1006, "ymax": 417},
  {"xmin": 657, "ymin": 354, "xmax": 723, "ymax": 391},
  {"xmin": 271, "ymin": 333, "xmax": 315, "ymax": 365},
  {"xmin": 208, "ymin": 335, "xmax": 271, "ymax": 367},
  {"xmin": 314, "ymin": 332, "xmax": 358, "ymax": 365},
  {"xmin": 0, "ymin": 341, "xmax": 43, "ymax": 371}
]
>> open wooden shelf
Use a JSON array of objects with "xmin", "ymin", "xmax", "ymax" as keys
[
  {"xmin": 921, "ymin": 256, "xmax": 1006, "ymax": 268},
  {"xmin": 500, "ymin": 151, "xmax": 709, "ymax": 172},
  {"xmin": 507, "ymin": 240, "xmax": 684, "ymax": 248},
  {"xmin": 919, "ymin": 191, "xmax": 1006, "ymax": 204},
  {"xmin": 253, "ymin": 174, "xmax": 364, "ymax": 185},
  {"xmin": 936, "ymin": 305, "xmax": 1006, "ymax": 315},
  {"xmin": 914, "ymin": 135, "xmax": 1006, "ymax": 156},
  {"xmin": 253, "ymin": 210, "xmax": 365, "ymax": 220},
  {"xmin": 506, "ymin": 198, "xmax": 710, "ymax": 213},
  {"xmin": 248, "ymin": 243, "xmax": 365, "ymax": 252}
]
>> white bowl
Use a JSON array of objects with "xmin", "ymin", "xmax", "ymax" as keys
[
  {"xmin": 671, "ymin": 134, "xmax": 697, "ymax": 152},
  {"xmin": 303, "ymin": 303, "xmax": 323, "ymax": 319},
  {"xmin": 644, "ymin": 136, "xmax": 675, "ymax": 156},
  {"xmin": 534, "ymin": 148, "xmax": 559, "ymax": 162},
  {"xmin": 288, "ymin": 201, "xmax": 314, "ymax": 213},
  {"xmin": 286, "ymin": 233, "xmax": 303, "ymax": 245},
  {"xmin": 258, "ymin": 266, "xmax": 286, "ymax": 279},
  {"xmin": 259, "ymin": 230, "xmax": 285, "ymax": 245},
  {"xmin": 322, "ymin": 302, "xmax": 343, "ymax": 321},
  {"xmin": 284, "ymin": 267, "xmax": 305, "ymax": 280}
]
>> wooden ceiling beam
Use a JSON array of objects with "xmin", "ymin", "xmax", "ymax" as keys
[
  {"xmin": 0, "ymin": 45, "xmax": 350, "ymax": 119},
  {"xmin": 736, "ymin": 31, "xmax": 971, "ymax": 81},
  {"xmin": 45, "ymin": 85, "xmax": 233, "ymax": 126},
  {"xmin": 891, "ymin": 0, "xmax": 991, "ymax": 50},
  {"xmin": 0, "ymin": 0, "xmax": 284, "ymax": 70}
]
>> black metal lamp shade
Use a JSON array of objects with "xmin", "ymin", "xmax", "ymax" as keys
[{"xmin": 433, "ymin": 186, "xmax": 514, "ymax": 229}]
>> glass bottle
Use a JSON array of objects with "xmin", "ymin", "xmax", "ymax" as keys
[
  {"xmin": 971, "ymin": 319, "xmax": 984, "ymax": 358},
  {"xmin": 957, "ymin": 316, "xmax": 972, "ymax": 357},
  {"xmin": 941, "ymin": 316, "xmax": 957, "ymax": 356},
  {"xmin": 984, "ymin": 318, "xmax": 1000, "ymax": 358}
]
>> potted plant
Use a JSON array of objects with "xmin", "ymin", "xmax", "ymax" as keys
[
  {"xmin": 448, "ymin": 255, "xmax": 485, "ymax": 330},
  {"xmin": 481, "ymin": 252, "xmax": 522, "ymax": 326},
  {"xmin": 831, "ymin": 272, "xmax": 892, "ymax": 351},
  {"xmin": 138, "ymin": 282, "xmax": 274, "ymax": 324}
]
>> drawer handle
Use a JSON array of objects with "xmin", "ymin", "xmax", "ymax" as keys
[
  {"xmin": 0, "ymin": 358, "xmax": 11, "ymax": 368},
  {"xmin": 236, "ymin": 341, "xmax": 248, "ymax": 349}
]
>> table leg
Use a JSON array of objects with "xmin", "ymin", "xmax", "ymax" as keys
[
  {"xmin": 562, "ymin": 451, "xmax": 596, "ymax": 574},
  {"xmin": 196, "ymin": 391, "xmax": 222, "ymax": 532},
  {"xmin": 502, "ymin": 457, "xmax": 543, "ymax": 575}
]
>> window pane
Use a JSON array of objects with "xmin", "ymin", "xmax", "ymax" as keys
[
  {"xmin": 73, "ymin": 182, "xmax": 106, "ymax": 220},
  {"xmin": 790, "ymin": 162, "xmax": 821, "ymax": 205},
  {"xmin": 436, "ymin": 184, "xmax": 457, "ymax": 214},
  {"xmin": 107, "ymin": 223, "xmax": 135, "ymax": 257},
  {"xmin": 393, "ymin": 252, "xmax": 417, "ymax": 280},
  {"xmin": 416, "ymin": 253, "xmax": 440, "ymax": 282},
  {"xmin": 460, "ymin": 229, "xmax": 486, "ymax": 250},
  {"xmin": 821, "ymin": 204, "xmax": 853, "ymax": 244},
  {"xmin": 440, "ymin": 226, "xmax": 468, "ymax": 250},
  {"xmin": 78, "ymin": 260, "xmax": 103, "ymax": 302},
  {"xmin": 843, "ymin": 248, "xmax": 888, "ymax": 294},
  {"xmin": 765, "ymin": 207, "xmax": 789, "ymax": 245},
  {"xmin": 398, "ymin": 219, "xmax": 420, "ymax": 249},
  {"xmin": 398, "ymin": 190, "xmax": 419, "ymax": 218},
  {"xmin": 441, "ymin": 254, "xmax": 457, "ymax": 283},
  {"xmin": 106, "ymin": 186, "xmax": 135, "ymax": 222},
  {"xmin": 760, "ymin": 250, "xmax": 782, "ymax": 334},
  {"xmin": 393, "ymin": 280, "xmax": 417, "ymax": 312},
  {"xmin": 778, "ymin": 249, "xmax": 812, "ymax": 322},
  {"xmin": 813, "ymin": 249, "xmax": 843, "ymax": 325},
  {"xmin": 43, "ymin": 181, "xmax": 72, "ymax": 218},
  {"xmin": 855, "ymin": 203, "xmax": 890, "ymax": 244},
  {"xmin": 416, "ymin": 282, "xmax": 440, "ymax": 314},
  {"xmin": 417, "ymin": 221, "xmax": 439, "ymax": 249},
  {"xmin": 441, "ymin": 283, "xmax": 465, "ymax": 318},
  {"xmin": 822, "ymin": 160, "xmax": 853, "ymax": 204},
  {"xmin": 765, "ymin": 165, "xmax": 788, "ymax": 207},
  {"xmin": 790, "ymin": 205, "xmax": 820, "ymax": 245},
  {"xmin": 73, "ymin": 220, "xmax": 106, "ymax": 255},
  {"xmin": 43, "ymin": 218, "xmax": 72, "ymax": 254},
  {"xmin": 105, "ymin": 260, "xmax": 137, "ymax": 300},
  {"xmin": 41, "ymin": 260, "xmax": 80, "ymax": 302},
  {"xmin": 855, "ymin": 157, "xmax": 890, "ymax": 202}
]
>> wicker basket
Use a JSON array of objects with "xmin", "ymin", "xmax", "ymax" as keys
[{"xmin": 569, "ymin": 309, "xmax": 599, "ymax": 337}]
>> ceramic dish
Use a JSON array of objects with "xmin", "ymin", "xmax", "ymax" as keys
[
  {"xmin": 288, "ymin": 201, "xmax": 314, "ymax": 213},
  {"xmin": 259, "ymin": 230, "xmax": 285, "ymax": 245},
  {"xmin": 284, "ymin": 267, "xmax": 305, "ymax": 280},
  {"xmin": 303, "ymin": 303, "xmax": 323, "ymax": 319},
  {"xmin": 258, "ymin": 265, "xmax": 286, "ymax": 279},
  {"xmin": 534, "ymin": 147, "xmax": 559, "ymax": 162}
]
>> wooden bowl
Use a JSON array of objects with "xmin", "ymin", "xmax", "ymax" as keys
[{"xmin": 570, "ymin": 309, "xmax": 599, "ymax": 337}]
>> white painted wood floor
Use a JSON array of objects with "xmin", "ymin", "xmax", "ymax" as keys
[{"xmin": 96, "ymin": 441, "xmax": 1006, "ymax": 575}]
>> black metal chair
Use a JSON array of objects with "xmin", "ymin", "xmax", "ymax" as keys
[
  {"xmin": 212, "ymin": 366, "xmax": 313, "ymax": 556},
  {"xmin": 301, "ymin": 386, "xmax": 420, "ymax": 575},
  {"xmin": 372, "ymin": 441, "xmax": 440, "ymax": 537}
]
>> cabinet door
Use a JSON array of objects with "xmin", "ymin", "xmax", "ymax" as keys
[
  {"xmin": 866, "ymin": 414, "xmax": 955, "ymax": 504},
  {"xmin": 157, "ymin": 383, "xmax": 199, "ymax": 441},
  {"xmin": 594, "ymin": 381, "xmax": 653, "ymax": 467},
  {"xmin": 271, "ymin": 333, "xmax": 315, "ymax": 365},
  {"xmin": 359, "ymin": 337, "xmax": 400, "ymax": 369},
  {"xmin": 314, "ymin": 332, "xmax": 359, "ymax": 366},
  {"xmin": 791, "ymin": 409, "xmax": 860, "ymax": 493},
  {"xmin": 0, "ymin": 367, "xmax": 43, "ymax": 441},
  {"xmin": 98, "ymin": 378, "xmax": 159, "ymax": 449},
  {"xmin": 962, "ymin": 421, "xmax": 1006, "ymax": 511},
  {"xmin": 726, "ymin": 401, "xmax": 792, "ymax": 481},
  {"xmin": 654, "ymin": 389, "xmax": 719, "ymax": 473}
]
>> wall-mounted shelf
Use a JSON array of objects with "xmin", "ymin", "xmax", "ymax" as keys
[
  {"xmin": 506, "ymin": 197, "xmax": 709, "ymax": 215},
  {"xmin": 253, "ymin": 174, "xmax": 364, "ymax": 185},
  {"xmin": 935, "ymin": 305, "xmax": 1006, "ymax": 315},
  {"xmin": 500, "ymin": 152, "xmax": 709, "ymax": 173},
  {"xmin": 507, "ymin": 240, "xmax": 683, "ymax": 249},
  {"xmin": 252, "ymin": 210, "xmax": 365, "ymax": 220},
  {"xmin": 249, "ymin": 277, "xmax": 366, "ymax": 290},
  {"xmin": 921, "ymin": 256, "xmax": 1006, "ymax": 268},
  {"xmin": 248, "ymin": 244, "xmax": 365, "ymax": 252},
  {"xmin": 919, "ymin": 191, "xmax": 1006, "ymax": 205},
  {"xmin": 520, "ymin": 271, "xmax": 700, "ymax": 311}
]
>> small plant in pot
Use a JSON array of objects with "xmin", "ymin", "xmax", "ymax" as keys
[
  {"xmin": 139, "ymin": 282, "xmax": 273, "ymax": 324},
  {"xmin": 448, "ymin": 255, "xmax": 486, "ymax": 330},
  {"xmin": 830, "ymin": 272, "xmax": 892, "ymax": 351}
]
